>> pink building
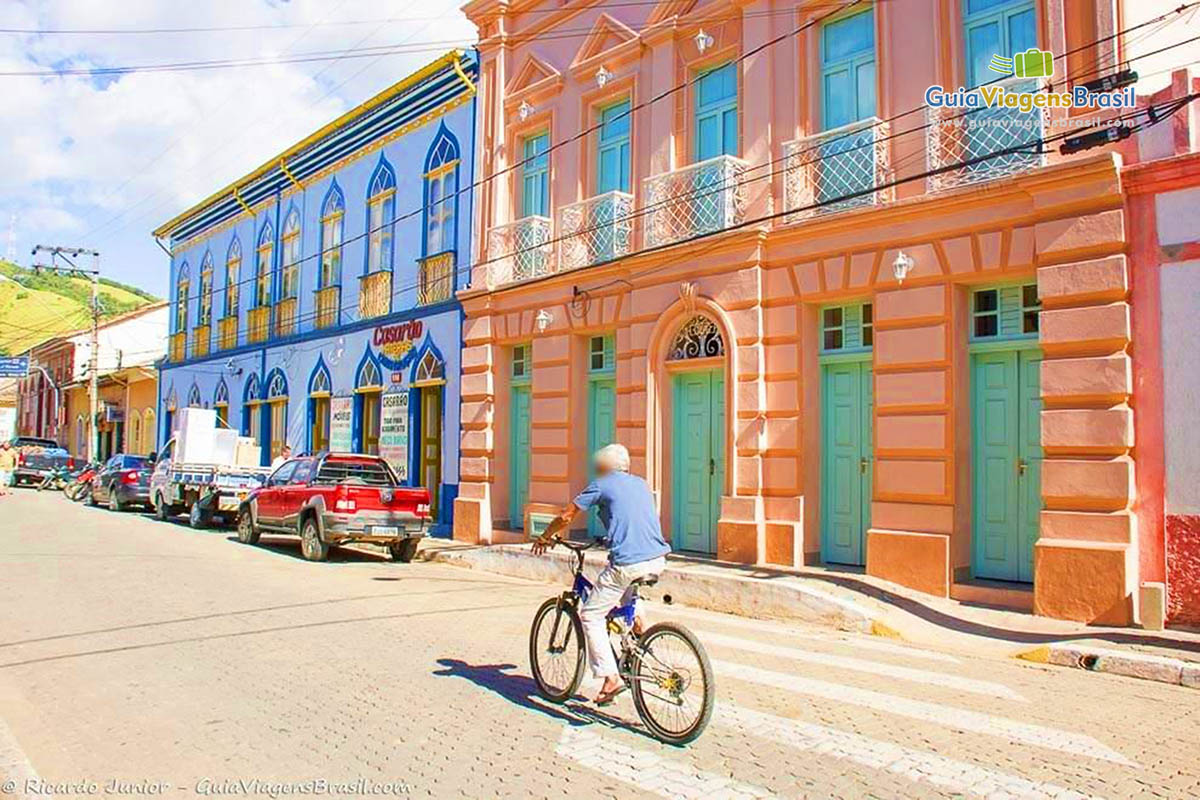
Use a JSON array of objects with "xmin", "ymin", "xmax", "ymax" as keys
[{"xmin": 454, "ymin": 0, "xmax": 1200, "ymax": 627}]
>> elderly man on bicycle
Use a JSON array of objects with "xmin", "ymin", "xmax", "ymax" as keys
[{"xmin": 532, "ymin": 443, "xmax": 670, "ymax": 705}]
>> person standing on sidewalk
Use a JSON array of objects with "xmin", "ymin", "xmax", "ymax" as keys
[
  {"xmin": 0, "ymin": 442, "xmax": 16, "ymax": 495},
  {"xmin": 532, "ymin": 443, "xmax": 670, "ymax": 705}
]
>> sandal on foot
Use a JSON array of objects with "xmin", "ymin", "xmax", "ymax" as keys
[{"xmin": 594, "ymin": 685, "xmax": 627, "ymax": 706}]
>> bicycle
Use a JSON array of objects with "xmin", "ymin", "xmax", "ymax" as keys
[{"xmin": 528, "ymin": 538, "xmax": 714, "ymax": 745}]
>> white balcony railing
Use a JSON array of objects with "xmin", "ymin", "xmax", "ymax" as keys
[
  {"xmin": 783, "ymin": 117, "xmax": 892, "ymax": 221},
  {"xmin": 487, "ymin": 215, "xmax": 553, "ymax": 286},
  {"xmin": 926, "ymin": 76, "xmax": 1048, "ymax": 192},
  {"xmin": 642, "ymin": 154, "xmax": 748, "ymax": 248},
  {"xmin": 557, "ymin": 191, "xmax": 634, "ymax": 272}
]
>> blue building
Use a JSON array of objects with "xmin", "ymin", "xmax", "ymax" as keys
[{"xmin": 154, "ymin": 51, "xmax": 477, "ymax": 532}]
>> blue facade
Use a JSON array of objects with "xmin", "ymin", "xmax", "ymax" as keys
[{"xmin": 156, "ymin": 51, "xmax": 478, "ymax": 533}]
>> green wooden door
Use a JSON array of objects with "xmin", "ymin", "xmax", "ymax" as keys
[
  {"xmin": 971, "ymin": 348, "xmax": 1041, "ymax": 581},
  {"xmin": 672, "ymin": 369, "xmax": 724, "ymax": 554},
  {"xmin": 587, "ymin": 377, "xmax": 616, "ymax": 537},
  {"xmin": 821, "ymin": 359, "xmax": 873, "ymax": 565},
  {"xmin": 509, "ymin": 385, "xmax": 532, "ymax": 530}
]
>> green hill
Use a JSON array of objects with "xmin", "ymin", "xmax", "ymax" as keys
[{"xmin": 0, "ymin": 260, "xmax": 161, "ymax": 356}]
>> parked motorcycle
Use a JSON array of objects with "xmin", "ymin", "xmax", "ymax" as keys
[
  {"xmin": 64, "ymin": 463, "xmax": 101, "ymax": 502},
  {"xmin": 36, "ymin": 464, "xmax": 73, "ymax": 492}
]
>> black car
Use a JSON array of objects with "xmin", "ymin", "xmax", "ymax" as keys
[{"xmin": 89, "ymin": 454, "xmax": 151, "ymax": 512}]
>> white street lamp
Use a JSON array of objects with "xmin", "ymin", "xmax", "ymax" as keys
[{"xmin": 893, "ymin": 251, "xmax": 914, "ymax": 284}]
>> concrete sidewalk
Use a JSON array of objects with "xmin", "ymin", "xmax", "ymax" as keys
[{"xmin": 417, "ymin": 538, "xmax": 1200, "ymax": 689}]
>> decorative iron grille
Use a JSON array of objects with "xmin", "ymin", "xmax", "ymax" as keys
[
  {"xmin": 926, "ymin": 77, "xmax": 1048, "ymax": 192},
  {"xmin": 359, "ymin": 270, "xmax": 392, "ymax": 320},
  {"xmin": 668, "ymin": 315, "xmax": 725, "ymax": 360},
  {"xmin": 314, "ymin": 286, "xmax": 340, "ymax": 329},
  {"xmin": 784, "ymin": 117, "xmax": 892, "ymax": 221},
  {"xmin": 486, "ymin": 216, "xmax": 552, "ymax": 286},
  {"xmin": 557, "ymin": 191, "xmax": 634, "ymax": 271},
  {"xmin": 643, "ymin": 155, "xmax": 748, "ymax": 248},
  {"xmin": 218, "ymin": 316, "xmax": 239, "ymax": 351},
  {"xmin": 418, "ymin": 251, "xmax": 455, "ymax": 305}
]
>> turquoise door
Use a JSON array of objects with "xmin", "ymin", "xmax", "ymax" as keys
[
  {"xmin": 587, "ymin": 377, "xmax": 616, "ymax": 537},
  {"xmin": 509, "ymin": 385, "xmax": 532, "ymax": 530},
  {"xmin": 820, "ymin": 359, "xmax": 873, "ymax": 565},
  {"xmin": 971, "ymin": 348, "xmax": 1041, "ymax": 581},
  {"xmin": 672, "ymin": 369, "xmax": 725, "ymax": 554}
]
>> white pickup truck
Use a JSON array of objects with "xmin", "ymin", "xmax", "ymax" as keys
[{"xmin": 148, "ymin": 437, "xmax": 273, "ymax": 528}]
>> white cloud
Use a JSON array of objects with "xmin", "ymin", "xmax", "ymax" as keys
[{"xmin": 0, "ymin": 0, "xmax": 476, "ymax": 294}]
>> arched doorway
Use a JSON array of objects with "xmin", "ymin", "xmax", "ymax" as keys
[
  {"xmin": 666, "ymin": 314, "xmax": 726, "ymax": 555},
  {"xmin": 412, "ymin": 346, "xmax": 446, "ymax": 519}
]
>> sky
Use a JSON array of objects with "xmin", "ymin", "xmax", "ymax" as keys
[{"xmin": 0, "ymin": 0, "xmax": 478, "ymax": 297}]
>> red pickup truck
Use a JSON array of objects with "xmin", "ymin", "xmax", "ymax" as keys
[{"xmin": 236, "ymin": 453, "xmax": 431, "ymax": 562}]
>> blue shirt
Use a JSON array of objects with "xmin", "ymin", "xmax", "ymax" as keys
[{"xmin": 574, "ymin": 471, "xmax": 670, "ymax": 566}]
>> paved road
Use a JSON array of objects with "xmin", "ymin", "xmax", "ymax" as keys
[{"xmin": 0, "ymin": 490, "xmax": 1195, "ymax": 799}]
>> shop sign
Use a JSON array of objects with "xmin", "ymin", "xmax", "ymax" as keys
[
  {"xmin": 104, "ymin": 404, "xmax": 124, "ymax": 423},
  {"xmin": 374, "ymin": 320, "xmax": 424, "ymax": 362},
  {"xmin": 329, "ymin": 396, "xmax": 353, "ymax": 452},
  {"xmin": 379, "ymin": 392, "xmax": 409, "ymax": 481}
]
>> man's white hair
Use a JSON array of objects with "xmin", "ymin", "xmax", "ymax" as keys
[{"xmin": 593, "ymin": 443, "xmax": 630, "ymax": 473}]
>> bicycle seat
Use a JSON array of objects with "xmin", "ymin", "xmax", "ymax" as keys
[{"xmin": 631, "ymin": 574, "xmax": 660, "ymax": 587}]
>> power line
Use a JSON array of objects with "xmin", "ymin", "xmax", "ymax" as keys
[
  {"xmin": 162, "ymin": 92, "xmax": 1196, "ymax": 348},
  {"xmin": 154, "ymin": 14, "xmax": 1200, "ymax": 318}
]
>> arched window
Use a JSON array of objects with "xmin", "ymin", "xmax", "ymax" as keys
[
  {"xmin": 266, "ymin": 368, "xmax": 289, "ymax": 460},
  {"xmin": 75, "ymin": 414, "xmax": 86, "ymax": 456},
  {"xmin": 143, "ymin": 408, "xmax": 157, "ymax": 453},
  {"xmin": 243, "ymin": 373, "xmax": 262, "ymax": 445},
  {"xmin": 668, "ymin": 315, "xmax": 725, "ymax": 360},
  {"xmin": 414, "ymin": 349, "xmax": 445, "ymax": 384},
  {"xmin": 187, "ymin": 383, "xmax": 202, "ymax": 408},
  {"xmin": 256, "ymin": 221, "xmax": 273, "ymax": 307},
  {"xmin": 320, "ymin": 182, "xmax": 344, "ymax": 289},
  {"xmin": 308, "ymin": 359, "xmax": 332, "ymax": 452},
  {"xmin": 225, "ymin": 237, "xmax": 242, "ymax": 317},
  {"xmin": 175, "ymin": 261, "xmax": 190, "ymax": 334},
  {"xmin": 199, "ymin": 252, "xmax": 214, "ymax": 327},
  {"xmin": 424, "ymin": 126, "xmax": 460, "ymax": 257},
  {"xmin": 130, "ymin": 412, "xmax": 142, "ymax": 455},
  {"xmin": 280, "ymin": 207, "xmax": 301, "ymax": 301},
  {"xmin": 214, "ymin": 379, "xmax": 230, "ymax": 427},
  {"xmin": 355, "ymin": 352, "xmax": 383, "ymax": 455},
  {"xmin": 366, "ymin": 157, "xmax": 396, "ymax": 273}
]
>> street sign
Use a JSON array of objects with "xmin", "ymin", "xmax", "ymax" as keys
[{"xmin": 0, "ymin": 356, "xmax": 29, "ymax": 378}]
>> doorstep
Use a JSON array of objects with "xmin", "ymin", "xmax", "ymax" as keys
[{"xmin": 415, "ymin": 538, "xmax": 1200, "ymax": 678}]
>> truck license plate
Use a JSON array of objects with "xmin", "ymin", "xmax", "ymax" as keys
[{"xmin": 370, "ymin": 526, "xmax": 399, "ymax": 537}]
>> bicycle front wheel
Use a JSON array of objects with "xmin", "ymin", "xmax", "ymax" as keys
[
  {"xmin": 529, "ymin": 597, "xmax": 586, "ymax": 703},
  {"xmin": 631, "ymin": 622, "xmax": 714, "ymax": 745}
]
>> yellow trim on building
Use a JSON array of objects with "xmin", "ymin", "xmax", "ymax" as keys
[{"xmin": 155, "ymin": 50, "xmax": 469, "ymax": 239}]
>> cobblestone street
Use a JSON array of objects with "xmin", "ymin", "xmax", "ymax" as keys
[{"xmin": 0, "ymin": 490, "xmax": 1196, "ymax": 799}]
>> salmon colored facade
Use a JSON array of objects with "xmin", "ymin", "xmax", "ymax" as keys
[{"xmin": 454, "ymin": 0, "xmax": 1200, "ymax": 626}]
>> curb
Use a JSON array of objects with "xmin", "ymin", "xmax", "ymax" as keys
[
  {"xmin": 1016, "ymin": 643, "xmax": 1200, "ymax": 689},
  {"xmin": 425, "ymin": 544, "xmax": 884, "ymax": 635}
]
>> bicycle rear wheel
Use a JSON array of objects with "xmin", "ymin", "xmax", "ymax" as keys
[
  {"xmin": 630, "ymin": 622, "xmax": 714, "ymax": 745},
  {"xmin": 529, "ymin": 597, "xmax": 586, "ymax": 703}
]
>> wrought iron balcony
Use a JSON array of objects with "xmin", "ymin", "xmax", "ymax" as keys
[
  {"xmin": 247, "ymin": 306, "xmax": 271, "ymax": 344},
  {"xmin": 168, "ymin": 331, "xmax": 187, "ymax": 363},
  {"xmin": 419, "ymin": 251, "xmax": 455, "ymax": 305},
  {"xmin": 487, "ymin": 216, "xmax": 553, "ymax": 286},
  {"xmin": 926, "ymin": 76, "xmax": 1048, "ymax": 192},
  {"xmin": 558, "ymin": 191, "xmax": 634, "ymax": 271},
  {"xmin": 784, "ymin": 118, "xmax": 892, "ymax": 221},
  {"xmin": 274, "ymin": 297, "xmax": 298, "ymax": 337},
  {"xmin": 314, "ymin": 286, "xmax": 340, "ymax": 329},
  {"xmin": 642, "ymin": 154, "xmax": 748, "ymax": 248},
  {"xmin": 191, "ymin": 325, "xmax": 211, "ymax": 359},
  {"xmin": 359, "ymin": 270, "xmax": 392, "ymax": 320},
  {"xmin": 218, "ymin": 316, "xmax": 239, "ymax": 351}
]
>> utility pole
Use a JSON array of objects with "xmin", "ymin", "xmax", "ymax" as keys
[{"xmin": 31, "ymin": 245, "xmax": 101, "ymax": 462}]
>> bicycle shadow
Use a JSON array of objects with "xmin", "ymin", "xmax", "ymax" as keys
[{"xmin": 432, "ymin": 659, "xmax": 650, "ymax": 739}]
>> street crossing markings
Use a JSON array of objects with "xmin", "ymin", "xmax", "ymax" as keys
[
  {"xmin": 715, "ymin": 703, "xmax": 1103, "ymax": 800},
  {"xmin": 695, "ymin": 629, "xmax": 1025, "ymax": 701},
  {"xmin": 556, "ymin": 725, "xmax": 778, "ymax": 799},
  {"xmin": 653, "ymin": 603, "xmax": 961, "ymax": 664},
  {"xmin": 711, "ymin": 660, "xmax": 1137, "ymax": 767}
]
